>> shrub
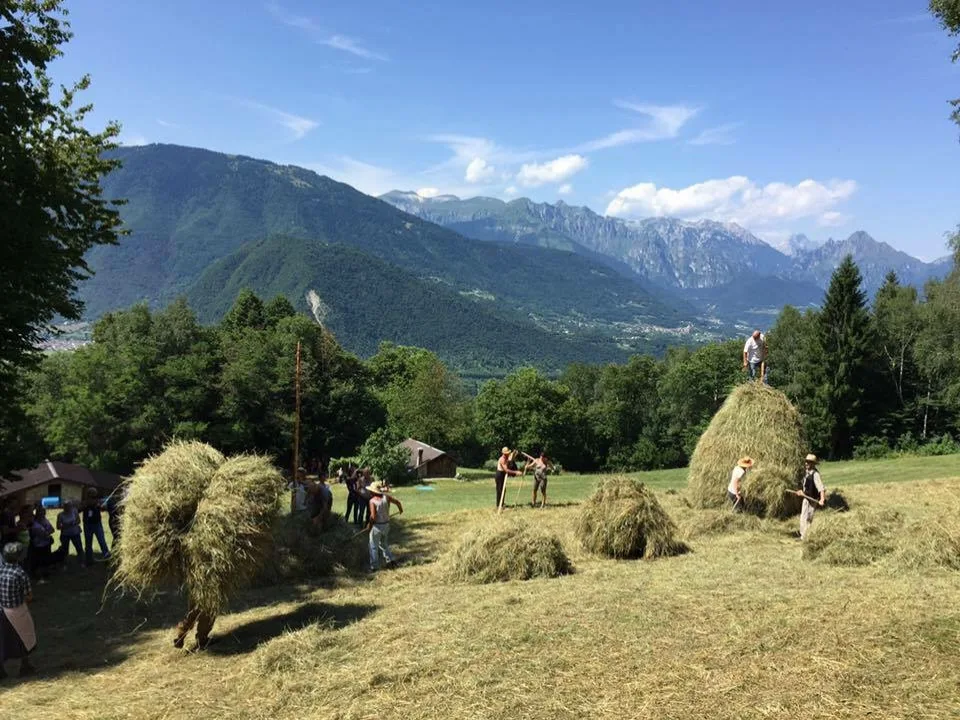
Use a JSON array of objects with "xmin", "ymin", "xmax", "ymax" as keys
[{"xmin": 853, "ymin": 436, "xmax": 893, "ymax": 460}]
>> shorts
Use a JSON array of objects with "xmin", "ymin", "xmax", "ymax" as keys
[{"xmin": 534, "ymin": 471, "xmax": 548, "ymax": 493}]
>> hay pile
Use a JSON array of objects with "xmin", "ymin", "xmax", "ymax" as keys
[
  {"xmin": 445, "ymin": 519, "xmax": 572, "ymax": 584},
  {"xmin": 802, "ymin": 508, "xmax": 903, "ymax": 566},
  {"xmin": 254, "ymin": 513, "xmax": 368, "ymax": 586},
  {"xmin": 894, "ymin": 514, "xmax": 960, "ymax": 571},
  {"xmin": 575, "ymin": 477, "xmax": 688, "ymax": 559},
  {"xmin": 688, "ymin": 383, "xmax": 805, "ymax": 518},
  {"xmin": 680, "ymin": 508, "xmax": 764, "ymax": 540},
  {"xmin": 115, "ymin": 441, "xmax": 283, "ymax": 616}
]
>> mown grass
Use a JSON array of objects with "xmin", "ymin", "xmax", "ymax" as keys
[{"xmin": 2, "ymin": 456, "xmax": 959, "ymax": 719}]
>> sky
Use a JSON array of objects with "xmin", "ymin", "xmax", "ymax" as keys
[{"xmin": 49, "ymin": 0, "xmax": 960, "ymax": 259}]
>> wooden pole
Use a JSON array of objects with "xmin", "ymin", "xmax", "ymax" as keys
[{"xmin": 291, "ymin": 340, "xmax": 302, "ymax": 514}]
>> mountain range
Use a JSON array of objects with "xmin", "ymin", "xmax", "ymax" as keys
[{"xmin": 74, "ymin": 144, "xmax": 951, "ymax": 373}]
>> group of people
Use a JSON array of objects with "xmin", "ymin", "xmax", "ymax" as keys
[
  {"xmin": 0, "ymin": 486, "xmax": 119, "ymax": 679},
  {"xmin": 728, "ymin": 453, "xmax": 826, "ymax": 538},
  {"xmin": 494, "ymin": 447, "xmax": 553, "ymax": 509}
]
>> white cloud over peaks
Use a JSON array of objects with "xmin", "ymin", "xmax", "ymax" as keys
[
  {"xmin": 516, "ymin": 154, "xmax": 588, "ymax": 188},
  {"xmin": 504, "ymin": 186, "xmax": 518, "ymax": 196},
  {"xmin": 606, "ymin": 176, "xmax": 857, "ymax": 228},
  {"xmin": 416, "ymin": 187, "xmax": 442, "ymax": 198},
  {"xmin": 578, "ymin": 103, "xmax": 699, "ymax": 152},
  {"xmin": 241, "ymin": 99, "xmax": 319, "ymax": 140},
  {"xmin": 465, "ymin": 157, "xmax": 496, "ymax": 183},
  {"xmin": 558, "ymin": 184, "xmax": 573, "ymax": 196},
  {"xmin": 819, "ymin": 211, "xmax": 849, "ymax": 227},
  {"xmin": 118, "ymin": 133, "xmax": 149, "ymax": 147}
]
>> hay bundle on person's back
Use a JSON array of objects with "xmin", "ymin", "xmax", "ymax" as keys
[
  {"xmin": 687, "ymin": 383, "xmax": 804, "ymax": 518},
  {"xmin": 802, "ymin": 508, "xmax": 903, "ymax": 566},
  {"xmin": 115, "ymin": 441, "xmax": 283, "ymax": 616},
  {"xmin": 575, "ymin": 477, "xmax": 688, "ymax": 559},
  {"xmin": 445, "ymin": 519, "xmax": 571, "ymax": 584}
]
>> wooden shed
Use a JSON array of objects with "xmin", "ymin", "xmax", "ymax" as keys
[
  {"xmin": 401, "ymin": 439, "xmax": 457, "ymax": 479},
  {"xmin": 1, "ymin": 461, "xmax": 123, "ymax": 509}
]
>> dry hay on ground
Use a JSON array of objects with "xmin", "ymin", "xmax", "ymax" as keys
[
  {"xmin": 688, "ymin": 383, "xmax": 805, "ymax": 518},
  {"xmin": 575, "ymin": 476, "xmax": 688, "ymax": 559},
  {"xmin": 893, "ymin": 500, "xmax": 960, "ymax": 571},
  {"xmin": 803, "ymin": 508, "xmax": 903, "ymax": 566},
  {"xmin": 679, "ymin": 508, "xmax": 765, "ymax": 539},
  {"xmin": 444, "ymin": 518, "xmax": 572, "ymax": 583},
  {"xmin": 114, "ymin": 441, "xmax": 283, "ymax": 616},
  {"xmin": 253, "ymin": 513, "xmax": 368, "ymax": 586}
]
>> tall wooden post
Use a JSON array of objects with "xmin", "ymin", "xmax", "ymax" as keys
[{"xmin": 291, "ymin": 340, "xmax": 302, "ymax": 513}]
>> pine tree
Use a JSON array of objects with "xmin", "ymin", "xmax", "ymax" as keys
[{"xmin": 818, "ymin": 255, "xmax": 873, "ymax": 458}]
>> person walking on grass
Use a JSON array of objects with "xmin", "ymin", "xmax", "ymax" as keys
[
  {"xmin": 0, "ymin": 542, "xmax": 37, "ymax": 679},
  {"xmin": 56, "ymin": 501, "xmax": 83, "ymax": 566},
  {"xmin": 528, "ymin": 450, "xmax": 553, "ymax": 507},
  {"xmin": 495, "ymin": 447, "xmax": 522, "ymax": 509},
  {"xmin": 28, "ymin": 507, "xmax": 55, "ymax": 581},
  {"xmin": 728, "ymin": 457, "xmax": 753, "ymax": 512},
  {"xmin": 173, "ymin": 605, "xmax": 216, "ymax": 651},
  {"xmin": 743, "ymin": 330, "xmax": 768, "ymax": 383},
  {"xmin": 81, "ymin": 489, "xmax": 110, "ymax": 566},
  {"xmin": 367, "ymin": 482, "xmax": 403, "ymax": 572},
  {"xmin": 795, "ymin": 454, "xmax": 825, "ymax": 540}
]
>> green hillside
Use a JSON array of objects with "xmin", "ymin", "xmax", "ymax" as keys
[
  {"xmin": 86, "ymin": 145, "xmax": 693, "ymax": 340},
  {"xmin": 187, "ymin": 237, "xmax": 632, "ymax": 375}
]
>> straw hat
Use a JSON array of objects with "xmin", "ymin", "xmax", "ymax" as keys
[
  {"xmin": 737, "ymin": 457, "xmax": 754, "ymax": 469},
  {"xmin": 367, "ymin": 482, "xmax": 387, "ymax": 496},
  {"xmin": 805, "ymin": 454, "xmax": 818, "ymax": 464},
  {"xmin": 501, "ymin": 446, "xmax": 511, "ymax": 455}
]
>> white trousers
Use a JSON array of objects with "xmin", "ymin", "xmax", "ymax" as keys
[{"xmin": 800, "ymin": 498, "xmax": 817, "ymax": 540}]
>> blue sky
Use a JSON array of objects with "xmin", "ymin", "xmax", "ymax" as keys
[{"xmin": 52, "ymin": 0, "xmax": 960, "ymax": 259}]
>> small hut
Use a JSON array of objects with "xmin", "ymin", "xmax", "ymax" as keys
[{"xmin": 401, "ymin": 439, "xmax": 457, "ymax": 479}]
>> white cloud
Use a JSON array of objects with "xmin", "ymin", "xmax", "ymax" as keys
[
  {"xmin": 504, "ymin": 186, "xmax": 518, "ymax": 196},
  {"xmin": 118, "ymin": 133, "xmax": 148, "ymax": 146},
  {"xmin": 516, "ymin": 154, "xmax": 588, "ymax": 188},
  {"xmin": 306, "ymin": 157, "xmax": 400, "ymax": 196},
  {"xmin": 577, "ymin": 102, "xmax": 699, "ymax": 152},
  {"xmin": 819, "ymin": 210, "xmax": 849, "ymax": 227},
  {"xmin": 688, "ymin": 122, "xmax": 742, "ymax": 146},
  {"xmin": 558, "ymin": 184, "xmax": 573, "ymax": 196},
  {"xmin": 241, "ymin": 100, "xmax": 319, "ymax": 140},
  {"xmin": 416, "ymin": 187, "xmax": 442, "ymax": 198},
  {"xmin": 465, "ymin": 157, "xmax": 496, "ymax": 183},
  {"xmin": 156, "ymin": 119, "xmax": 180, "ymax": 129},
  {"xmin": 267, "ymin": 3, "xmax": 388, "ymax": 61},
  {"xmin": 606, "ymin": 176, "xmax": 858, "ymax": 229}
]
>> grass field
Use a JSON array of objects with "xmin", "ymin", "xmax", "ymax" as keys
[{"xmin": 2, "ymin": 455, "xmax": 959, "ymax": 719}]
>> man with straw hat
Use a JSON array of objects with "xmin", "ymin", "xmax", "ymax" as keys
[
  {"xmin": 0, "ymin": 542, "xmax": 37, "ymax": 678},
  {"xmin": 728, "ymin": 457, "xmax": 753, "ymax": 512},
  {"xmin": 495, "ymin": 447, "xmax": 522, "ymax": 509},
  {"xmin": 367, "ymin": 481, "xmax": 403, "ymax": 572},
  {"xmin": 795, "ymin": 454, "xmax": 825, "ymax": 540}
]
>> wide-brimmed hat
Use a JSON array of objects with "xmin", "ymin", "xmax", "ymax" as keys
[
  {"xmin": 805, "ymin": 454, "xmax": 818, "ymax": 464},
  {"xmin": 501, "ymin": 446, "xmax": 511, "ymax": 455},
  {"xmin": 368, "ymin": 482, "xmax": 387, "ymax": 495},
  {"xmin": 2, "ymin": 542, "xmax": 26, "ymax": 563},
  {"xmin": 737, "ymin": 457, "xmax": 754, "ymax": 469}
]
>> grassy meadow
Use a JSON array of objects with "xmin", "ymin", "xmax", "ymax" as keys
[{"xmin": 2, "ymin": 455, "xmax": 959, "ymax": 719}]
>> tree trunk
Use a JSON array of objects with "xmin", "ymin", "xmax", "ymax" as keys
[{"xmin": 922, "ymin": 388, "xmax": 930, "ymax": 440}]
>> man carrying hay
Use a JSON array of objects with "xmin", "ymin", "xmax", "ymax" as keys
[
  {"xmin": 795, "ymin": 454, "xmax": 825, "ymax": 540},
  {"xmin": 742, "ymin": 330, "xmax": 767, "ymax": 383},
  {"xmin": 367, "ymin": 482, "xmax": 403, "ymax": 572},
  {"xmin": 728, "ymin": 457, "xmax": 753, "ymax": 512},
  {"xmin": 173, "ymin": 606, "xmax": 216, "ymax": 650}
]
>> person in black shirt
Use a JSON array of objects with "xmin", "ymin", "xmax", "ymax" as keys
[{"xmin": 81, "ymin": 489, "xmax": 110, "ymax": 566}]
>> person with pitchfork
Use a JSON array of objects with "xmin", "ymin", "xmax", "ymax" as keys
[
  {"xmin": 728, "ymin": 457, "xmax": 753, "ymax": 512},
  {"xmin": 367, "ymin": 482, "xmax": 402, "ymax": 572},
  {"xmin": 794, "ymin": 454, "xmax": 825, "ymax": 540}
]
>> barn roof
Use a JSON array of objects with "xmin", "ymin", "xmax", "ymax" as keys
[
  {"xmin": 1, "ymin": 461, "xmax": 124, "ymax": 499},
  {"xmin": 400, "ymin": 438, "xmax": 448, "ymax": 469}
]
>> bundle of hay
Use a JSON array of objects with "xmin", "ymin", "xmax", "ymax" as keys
[
  {"xmin": 688, "ymin": 383, "xmax": 805, "ymax": 518},
  {"xmin": 253, "ymin": 513, "xmax": 368, "ymax": 586},
  {"xmin": 680, "ymin": 508, "xmax": 764, "ymax": 540},
  {"xmin": 575, "ymin": 477, "xmax": 688, "ymax": 559},
  {"xmin": 115, "ymin": 441, "xmax": 283, "ymax": 616},
  {"xmin": 445, "ymin": 519, "xmax": 572, "ymax": 584},
  {"xmin": 802, "ymin": 508, "xmax": 903, "ymax": 566}
]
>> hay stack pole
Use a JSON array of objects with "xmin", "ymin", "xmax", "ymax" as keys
[{"xmin": 291, "ymin": 340, "xmax": 302, "ymax": 514}]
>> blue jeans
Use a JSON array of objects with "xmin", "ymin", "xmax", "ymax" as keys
[
  {"xmin": 84, "ymin": 524, "xmax": 109, "ymax": 565},
  {"xmin": 748, "ymin": 361, "xmax": 768, "ymax": 384},
  {"xmin": 369, "ymin": 524, "xmax": 394, "ymax": 570},
  {"xmin": 61, "ymin": 533, "xmax": 83, "ymax": 559}
]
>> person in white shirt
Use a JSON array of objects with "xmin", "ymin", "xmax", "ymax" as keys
[
  {"xmin": 727, "ymin": 457, "xmax": 753, "ymax": 512},
  {"xmin": 795, "ymin": 454, "xmax": 826, "ymax": 540},
  {"xmin": 288, "ymin": 468, "xmax": 309, "ymax": 513},
  {"xmin": 742, "ymin": 330, "xmax": 767, "ymax": 383}
]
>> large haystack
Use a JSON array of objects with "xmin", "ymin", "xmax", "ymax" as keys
[
  {"xmin": 115, "ymin": 441, "xmax": 283, "ymax": 616},
  {"xmin": 576, "ymin": 477, "xmax": 688, "ymax": 559},
  {"xmin": 445, "ymin": 519, "xmax": 572, "ymax": 584},
  {"xmin": 688, "ymin": 383, "xmax": 805, "ymax": 518}
]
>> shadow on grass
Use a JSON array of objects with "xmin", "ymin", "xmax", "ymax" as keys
[
  {"xmin": 207, "ymin": 601, "xmax": 377, "ymax": 656},
  {"xmin": 390, "ymin": 516, "xmax": 448, "ymax": 565}
]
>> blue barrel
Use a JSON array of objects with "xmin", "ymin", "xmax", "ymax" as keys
[{"xmin": 41, "ymin": 496, "xmax": 61, "ymax": 509}]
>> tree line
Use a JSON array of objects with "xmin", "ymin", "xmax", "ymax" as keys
[{"xmin": 8, "ymin": 247, "xmax": 960, "ymax": 477}]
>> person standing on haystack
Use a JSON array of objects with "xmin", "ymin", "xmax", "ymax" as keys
[
  {"xmin": 728, "ymin": 457, "xmax": 753, "ymax": 512},
  {"xmin": 367, "ymin": 482, "xmax": 403, "ymax": 572},
  {"xmin": 495, "ymin": 447, "xmax": 522, "ymax": 509},
  {"xmin": 0, "ymin": 542, "xmax": 37, "ymax": 679},
  {"xmin": 795, "ymin": 454, "xmax": 825, "ymax": 540},
  {"xmin": 742, "ymin": 330, "xmax": 768, "ymax": 383}
]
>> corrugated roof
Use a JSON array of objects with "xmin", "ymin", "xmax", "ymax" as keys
[
  {"xmin": 400, "ymin": 438, "xmax": 448, "ymax": 468},
  {"xmin": 1, "ymin": 461, "xmax": 123, "ymax": 498}
]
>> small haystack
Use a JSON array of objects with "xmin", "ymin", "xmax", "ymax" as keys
[
  {"xmin": 575, "ymin": 477, "xmax": 688, "ymax": 559},
  {"xmin": 445, "ymin": 519, "xmax": 572, "ymax": 584},
  {"xmin": 802, "ymin": 508, "xmax": 903, "ymax": 566},
  {"xmin": 680, "ymin": 508, "xmax": 764, "ymax": 540},
  {"xmin": 688, "ymin": 383, "xmax": 805, "ymax": 518},
  {"xmin": 893, "ymin": 507, "xmax": 960, "ymax": 571},
  {"xmin": 115, "ymin": 441, "xmax": 283, "ymax": 616}
]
